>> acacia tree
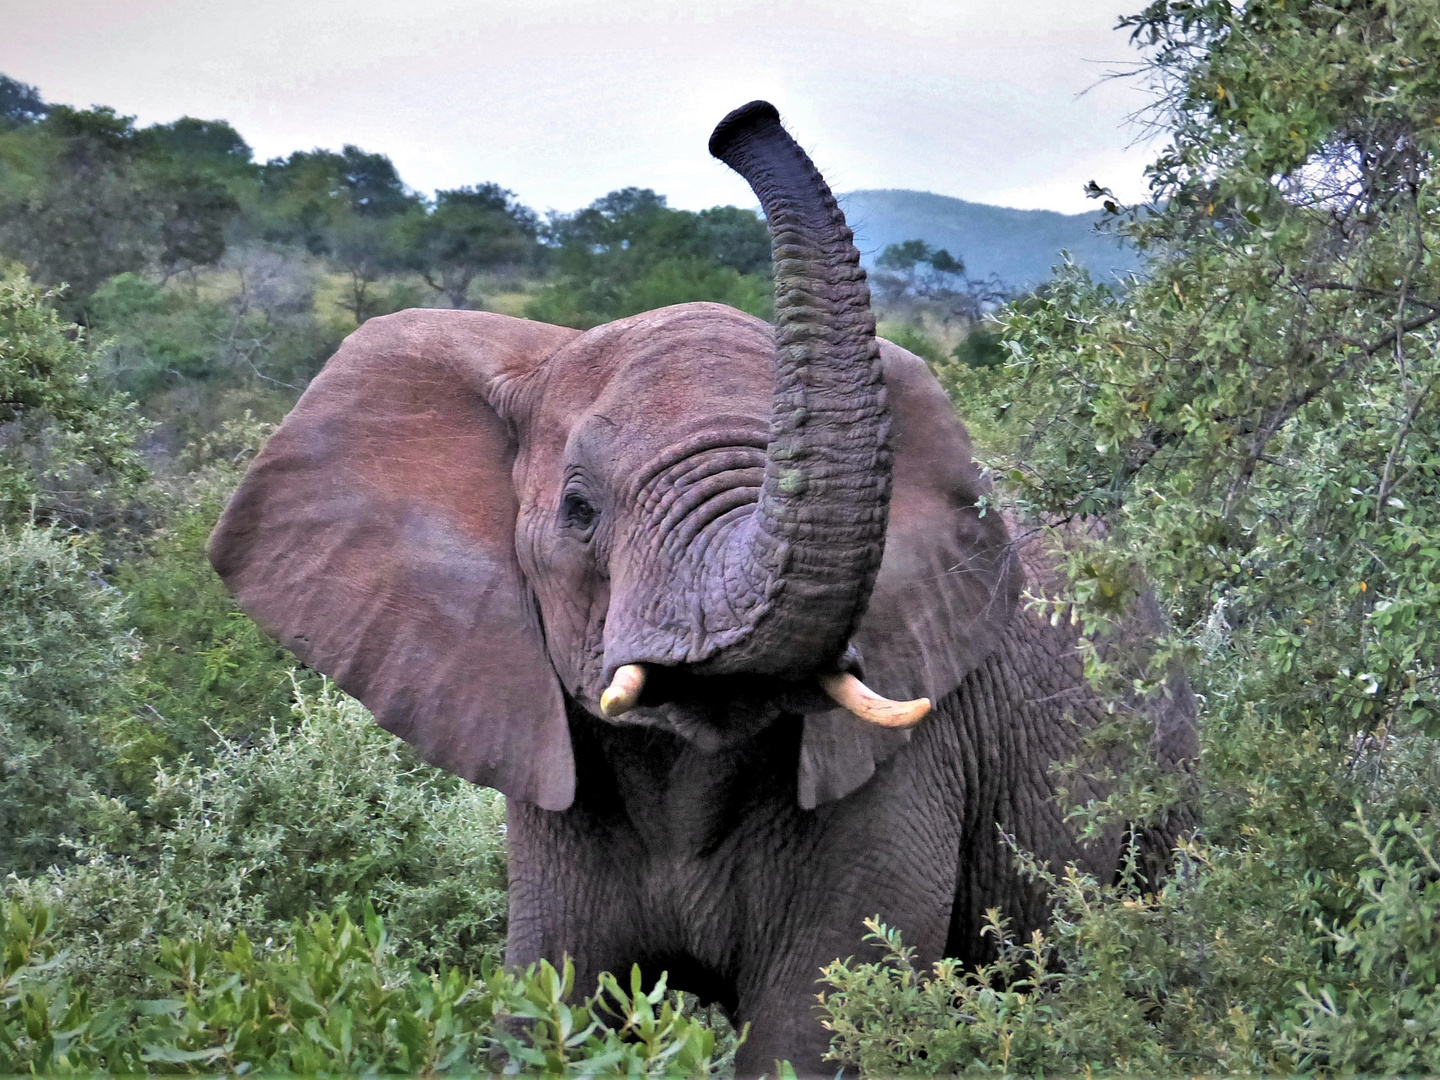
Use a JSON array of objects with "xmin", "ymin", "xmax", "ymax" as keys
[{"xmin": 406, "ymin": 184, "xmax": 538, "ymax": 308}]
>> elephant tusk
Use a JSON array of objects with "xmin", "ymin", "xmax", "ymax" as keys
[
  {"xmin": 600, "ymin": 663, "xmax": 647, "ymax": 718},
  {"xmin": 818, "ymin": 672, "xmax": 932, "ymax": 728}
]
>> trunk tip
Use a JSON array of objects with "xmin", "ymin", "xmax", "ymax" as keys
[{"xmin": 709, "ymin": 100, "xmax": 782, "ymax": 160}]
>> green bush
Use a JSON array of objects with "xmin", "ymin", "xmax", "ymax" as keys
[
  {"xmin": 822, "ymin": 0, "xmax": 1440, "ymax": 1072},
  {"xmin": 0, "ymin": 523, "xmax": 138, "ymax": 876},
  {"xmin": 526, "ymin": 254, "xmax": 772, "ymax": 329},
  {"xmin": 0, "ymin": 269, "xmax": 149, "ymax": 533},
  {"xmin": 0, "ymin": 898, "xmax": 725, "ymax": 1075},
  {"xmin": 89, "ymin": 251, "xmax": 337, "ymax": 434},
  {"xmin": 524, "ymin": 189, "xmax": 773, "ymax": 328},
  {"xmin": 823, "ymin": 810, "xmax": 1440, "ymax": 1076},
  {"xmin": 17, "ymin": 679, "xmax": 509, "ymax": 994},
  {"xmin": 116, "ymin": 413, "xmax": 307, "ymax": 761},
  {"xmin": 877, "ymin": 322, "xmax": 946, "ymax": 366},
  {"xmin": 951, "ymin": 327, "xmax": 1006, "ymax": 369},
  {"xmin": 1282, "ymin": 813, "xmax": 1440, "ymax": 1074}
]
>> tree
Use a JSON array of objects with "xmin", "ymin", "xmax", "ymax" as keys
[
  {"xmin": 153, "ymin": 171, "xmax": 239, "ymax": 278},
  {"xmin": 334, "ymin": 144, "xmax": 414, "ymax": 218},
  {"xmin": 0, "ymin": 106, "xmax": 247, "ymax": 306},
  {"xmin": 902, "ymin": 0, "xmax": 1440, "ymax": 1068},
  {"xmin": 872, "ymin": 239, "xmax": 1004, "ymax": 323},
  {"xmin": 405, "ymin": 184, "xmax": 539, "ymax": 308},
  {"xmin": 692, "ymin": 205, "xmax": 772, "ymax": 276},
  {"xmin": 257, "ymin": 145, "xmax": 418, "ymax": 253},
  {"xmin": 0, "ymin": 74, "xmax": 46, "ymax": 127},
  {"xmin": 820, "ymin": 2, "xmax": 1440, "ymax": 1073},
  {"xmin": 326, "ymin": 211, "xmax": 409, "ymax": 324},
  {"xmin": 139, "ymin": 116, "xmax": 252, "ymax": 169},
  {"xmin": 0, "ymin": 107, "xmax": 160, "ymax": 308},
  {"xmin": 526, "ymin": 189, "xmax": 773, "ymax": 328}
]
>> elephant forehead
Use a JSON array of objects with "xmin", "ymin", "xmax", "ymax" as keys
[{"xmin": 536, "ymin": 304, "xmax": 776, "ymax": 459}]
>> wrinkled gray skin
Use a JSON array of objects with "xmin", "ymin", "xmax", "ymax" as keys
[{"xmin": 210, "ymin": 103, "xmax": 1195, "ymax": 1074}]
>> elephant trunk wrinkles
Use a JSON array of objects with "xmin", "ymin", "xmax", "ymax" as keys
[{"xmin": 694, "ymin": 100, "xmax": 892, "ymax": 677}]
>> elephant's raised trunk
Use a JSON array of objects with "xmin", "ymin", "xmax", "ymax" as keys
[{"xmin": 695, "ymin": 101, "xmax": 892, "ymax": 676}]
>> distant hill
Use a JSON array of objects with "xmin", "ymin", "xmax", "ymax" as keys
[{"xmin": 838, "ymin": 189, "xmax": 1141, "ymax": 292}]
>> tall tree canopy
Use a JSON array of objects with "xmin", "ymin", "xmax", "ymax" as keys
[
  {"xmin": 525, "ymin": 187, "xmax": 773, "ymax": 328},
  {"xmin": 404, "ymin": 183, "xmax": 539, "ymax": 308},
  {"xmin": 0, "ymin": 75, "xmax": 46, "ymax": 127}
]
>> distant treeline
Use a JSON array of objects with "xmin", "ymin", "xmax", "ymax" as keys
[
  {"xmin": 0, "ymin": 73, "xmax": 772, "ymax": 322},
  {"xmin": 0, "ymin": 72, "xmax": 785, "ymax": 448}
]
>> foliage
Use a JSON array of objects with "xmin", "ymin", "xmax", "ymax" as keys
[
  {"xmin": 0, "ymin": 76, "xmax": 46, "ymax": 128},
  {"xmin": 90, "ymin": 253, "xmax": 336, "ymax": 439},
  {"xmin": 15, "ymin": 679, "xmax": 509, "ymax": 993},
  {"xmin": 983, "ymin": 0, "xmax": 1440, "ymax": 825},
  {"xmin": 871, "ymin": 238, "xmax": 1006, "ymax": 324},
  {"xmin": 526, "ymin": 188, "xmax": 773, "ymax": 328},
  {"xmin": 0, "ymin": 523, "xmax": 138, "ymax": 877},
  {"xmin": 406, "ymin": 183, "xmax": 539, "ymax": 308},
  {"xmin": 878, "ymin": 322, "xmax": 948, "ymax": 366},
  {"xmin": 821, "ymin": 912, "xmax": 1069, "ymax": 1076},
  {"xmin": 1282, "ymin": 812, "xmax": 1440, "ymax": 1073},
  {"xmin": 0, "ymin": 270, "xmax": 149, "ymax": 532},
  {"xmin": 0, "ymin": 107, "xmax": 243, "ymax": 310},
  {"xmin": 825, "ymin": 805, "xmax": 1440, "ymax": 1076},
  {"xmin": 828, "ymin": 0, "xmax": 1440, "ymax": 1073},
  {"xmin": 117, "ymin": 413, "xmax": 307, "ymax": 761},
  {"xmin": 951, "ymin": 326, "xmax": 1006, "ymax": 369},
  {"xmin": 0, "ymin": 898, "xmax": 726, "ymax": 1076}
]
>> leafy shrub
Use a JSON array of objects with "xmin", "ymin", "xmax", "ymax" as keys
[
  {"xmin": 0, "ymin": 522, "xmax": 138, "ymax": 876},
  {"xmin": 824, "ymin": 809, "xmax": 1440, "ymax": 1076},
  {"xmin": 90, "ymin": 249, "xmax": 338, "ymax": 437},
  {"xmin": 0, "ymin": 898, "xmax": 726, "ymax": 1075},
  {"xmin": 1282, "ymin": 813, "xmax": 1440, "ymax": 1074},
  {"xmin": 951, "ymin": 327, "xmax": 1005, "ymax": 369},
  {"xmin": 823, "ymin": 0, "xmax": 1440, "ymax": 1072},
  {"xmin": 821, "ymin": 913, "xmax": 1069, "ymax": 1076},
  {"xmin": 18, "ymin": 680, "xmax": 509, "ymax": 993},
  {"xmin": 0, "ymin": 269, "xmax": 149, "ymax": 533},
  {"xmin": 877, "ymin": 322, "xmax": 946, "ymax": 366},
  {"xmin": 116, "ymin": 413, "xmax": 307, "ymax": 761}
]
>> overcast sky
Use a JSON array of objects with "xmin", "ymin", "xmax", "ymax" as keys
[{"xmin": 2, "ymin": 0, "xmax": 1159, "ymax": 216}]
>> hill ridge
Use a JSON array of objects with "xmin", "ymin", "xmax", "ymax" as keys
[{"xmin": 838, "ymin": 188, "xmax": 1140, "ymax": 290}]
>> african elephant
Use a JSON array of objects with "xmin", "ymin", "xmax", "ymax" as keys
[{"xmin": 209, "ymin": 101, "xmax": 1195, "ymax": 1073}]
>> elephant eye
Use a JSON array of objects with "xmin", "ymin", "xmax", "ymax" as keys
[{"xmin": 560, "ymin": 491, "xmax": 598, "ymax": 533}]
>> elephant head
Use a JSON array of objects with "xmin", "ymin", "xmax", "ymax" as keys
[{"xmin": 208, "ymin": 102, "xmax": 1018, "ymax": 812}]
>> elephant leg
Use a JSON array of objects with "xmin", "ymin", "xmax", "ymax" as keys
[
  {"xmin": 504, "ymin": 799, "xmax": 646, "ymax": 996},
  {"xmin": 732, "ymin": 961, "xmax": 833, "ymax": 1077},
  {"xmin": 731, "ymin": 739, "xmax": 964, "ymax": 1076},
  {"xmin": 947, "ymin": 615, "xmax": 1126, "ymax": 963},
  {"xmin": 732, "ymin": 900, "xmax": 951, "ymax": 1077}
]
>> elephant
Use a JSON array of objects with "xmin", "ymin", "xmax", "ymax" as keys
[{"xmin": 209, "ymin": 101, "xmax": 1195, "ymax": 1073}]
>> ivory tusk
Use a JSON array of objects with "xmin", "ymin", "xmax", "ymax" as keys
[
  {"xmin": 818, "ymin": 671, "xmax": 932, "ymax": 728},
  {"xmin": 600, "ymin": 663, "xmax": 647, "ymax": 718}
]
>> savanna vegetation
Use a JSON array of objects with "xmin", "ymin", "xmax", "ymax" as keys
[{"xmin": 3, "ymin": 0, "xmax": 1440, "ymax": 1072}]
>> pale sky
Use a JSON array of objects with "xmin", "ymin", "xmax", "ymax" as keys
[{"xmin": 1, "ymin": 0, "xmax": 1159, "ymax": 215}]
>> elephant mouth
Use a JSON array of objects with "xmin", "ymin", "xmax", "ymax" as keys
[{"xmin": 597, "ymin": 661, "xmax": 930, "ymax": 732}]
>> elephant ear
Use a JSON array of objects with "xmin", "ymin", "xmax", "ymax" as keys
[
  {"xmin": 799, "ymin": 338, "xmax": 1020, "ymax": 808},
  {"xmin": 209, "ymin": 309, "xmax": 581, "ymax": 811}
]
